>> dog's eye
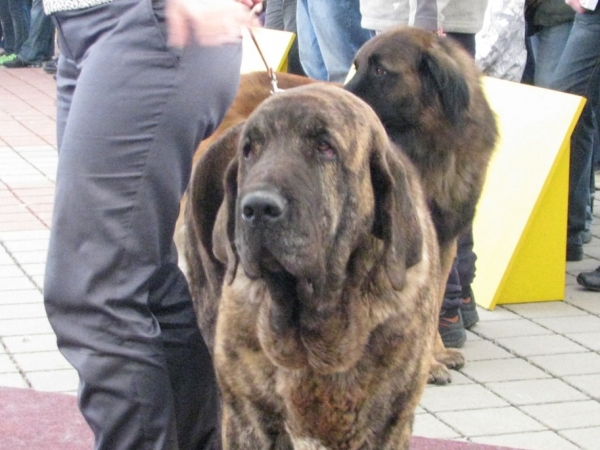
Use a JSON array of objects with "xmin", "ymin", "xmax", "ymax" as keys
[
  {"xmin": 242, "ymin": 142, "xmax": 253, "ymax": 159},
  {"xmin": 373, "ymin": 66, "xmax": 387, "ymax": 77},
  {"xmin": 316, "ymin": 140, "xmax": 336, "ymax": 159}
]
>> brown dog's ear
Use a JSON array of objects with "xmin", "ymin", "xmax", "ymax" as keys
[
  {"xmin": 419, "ymin": 38, "xmax": 470, "ymax": 125},
  {"xmin": 188, "ymin": 124, "xmax": 242, "ymax": 295},
  {"xmin": 213, "ymin": 157, "xmax": 239, "ymax": 285},
  {"xmin": 370, "ymin": 143, "xmax": 423, "ymax": 291}
]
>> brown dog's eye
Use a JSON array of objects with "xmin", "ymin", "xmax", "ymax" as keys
[
  {"xmin": 373, "ymin": 66, "xmax": 387, "ymax": 77},
  {"xmin": 316, "ymin": 140, "xmax": 336, "ymax": 159},
  {"xmin": 242, "ymin": 142, "xmax": 253, "ymax": 159}
]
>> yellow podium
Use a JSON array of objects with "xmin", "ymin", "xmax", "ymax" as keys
[
  {"xmin": 472, "ymin": 78, "xmax": 586, "ymax": 309},
  {"xmin": 241, "ymin": 27, "xmax": 295, "ymax": 74}
]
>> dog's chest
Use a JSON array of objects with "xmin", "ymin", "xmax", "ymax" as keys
[{"xmin": 277, "ymin": 371, "xmax": 370, "ymax": 448}]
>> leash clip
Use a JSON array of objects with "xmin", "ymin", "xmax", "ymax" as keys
[
  {"xmin": 268, "ymin": 68, "xmax": 284, "ymax": 94},
  {"xmin": 246, "ymin": 19, "xmax": 285, "ymax": 95}
]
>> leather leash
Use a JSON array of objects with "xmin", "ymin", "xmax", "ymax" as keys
[{"xmin": 247, "ymin": 3, "xmax": 284, "ymax": 94}]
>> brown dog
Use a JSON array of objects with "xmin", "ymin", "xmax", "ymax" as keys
[
  {"xmin": 185, "ymin": 84, "xmax": 441, "ymax": 449},
  {"xmin": 345, "ymin": 27, "xmax": 498, "ymax": 384}
]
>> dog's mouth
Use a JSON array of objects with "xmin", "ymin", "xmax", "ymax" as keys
[
  {"xmin": 241, "ymin": 248, "xmax": 287, "ymax": 279},
  {"xmin": 241, "ymin": 248, "xmax": 319, "ymax": 331}
]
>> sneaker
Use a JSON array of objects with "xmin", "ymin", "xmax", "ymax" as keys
[
  {"xmin": 439, "ymin": 308, "xmax": 466, "ymax": 348},
  {"xmin": 0, "ymin": 53, "xmax": 17, "ymax": 65},
  {"xmin": 43, "ymin": 58, "xmax": 57, "ymax": 75},
  {"xmin": 577, "ymin": 266, "xmax": 600, "ymax": 291},
  {"xmin": 460, "ymin": 285, "xmax": 479, "ymax": 329},
  {"xmin": 582, "ymin": 230, "xmax": 593, "ymax": 244},
  {"xmin": 2, "ymin": 56, "xmax": 42, "ymax": 68}
]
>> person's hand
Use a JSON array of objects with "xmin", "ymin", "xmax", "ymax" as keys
[
  {"xmin": 565, "ymin": 0, "xmax": 587, "ymax": 13},
  {"xmin": 166, "ymin": 0, "xmax": 263, "ymax": 47},
  {"xmin": 237, "ymin": 0, "xmax": 263, "ymax": 7}
]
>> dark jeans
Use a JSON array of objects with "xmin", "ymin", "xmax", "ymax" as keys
[
  {"xmin": 19, "ymin": 0, "xmax": 54, "ymax": 63},
  {"xmin": 0, "ymin": 0, "xmax": 30, "ymax": 54},
  {"xmin": 44, "ymin": 0, "xmax": 242, "ymax": 448},
  {"xmin": 549, "ymin": 7, "xmax": 600, "ymax": 250},
  {"xmin": 264, "ymin": 0, "xmax": 305, "ymax": 76}
]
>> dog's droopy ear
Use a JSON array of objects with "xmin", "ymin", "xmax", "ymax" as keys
[
  {"xmin": 371, "ymin": 142, "xmax": 423, "ymax": 291},
  {"xmin": 213, "ymin": 157, "xmax": 240, "ymax": 285},
  {"xmin": 419, "ymin": 38, "xmax": 470, "ymax": 125},
  {"xmin": 189, "ymin": 124, "xmax": 243, "ymax": 294}
]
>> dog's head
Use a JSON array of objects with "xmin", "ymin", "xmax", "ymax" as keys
[
  {"xmin": 215, "ymin": 85, "xmax": 423, "ymax": 300},
  {"xmin": 345, "ymin": 26, "xmax": 471, "ymax": 134}
]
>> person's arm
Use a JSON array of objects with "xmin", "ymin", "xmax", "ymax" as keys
[
  {"xmin": 566, "ymin": 0, "xmax": 598, "ymax": 13},
  {"xmin": 411, "ymin": 0, "xmax": 439, "ymax": 31},
  {"xmin": 166, "ymin": 0, "xmax": 263, "ymax": 47}
]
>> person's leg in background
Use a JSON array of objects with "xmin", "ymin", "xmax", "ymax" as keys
[
  {"xmin": 3, "ymin": 0, "xmax": 54, "ymax": 67},
  {"xmin": 526, "ymin": 16, "xmax": 600, "ymax": 249},
  {"xmin": 550, "ymin": 8, "xmax": 600, "ymax": 262},
  {"xmin": 529, "ymin": 21, "xmax": 572, "ymax": 88},
  {"xmin": 7, "ymin": 0, "xmax": 29, "ymax": 53},
  {"xmin": 296, "ymin": 0, "xmax": 371, "ymax": 82},
  {"xmin": 296, "ymin": 0, "xmax": 326, "ymax": 80},
  {"xmin": 0, "ymin": 0, "xmax": 17, "ymax": 58},
  {"xmin": 265, "ymin": 0, "xmax": 305, "ymax": 75},
  {"xmin": 44, "ymin": 0, "xmax": 242, "ymax": 448}
]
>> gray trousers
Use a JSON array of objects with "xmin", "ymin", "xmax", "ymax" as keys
[{"xmin": 44, "ymin": 0, "xmax": 242, "ymax": 448}]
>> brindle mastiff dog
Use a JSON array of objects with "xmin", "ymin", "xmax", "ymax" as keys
[
  {"xmin": 345, "ymin": 27, "xmax": 498, "ymax": 384},
  {"xmin": 185, "ymin": 84, "xmax": 441, "ymax": 449}
]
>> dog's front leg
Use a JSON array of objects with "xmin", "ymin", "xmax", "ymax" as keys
[{"xmin": 429, "ymin": 238, "xmax": 465, "ymax": 385}]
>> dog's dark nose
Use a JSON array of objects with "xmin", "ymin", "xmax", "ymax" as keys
[{"xmin": 241, "ymin": 190, "xmax": 286, "ymax": 225}]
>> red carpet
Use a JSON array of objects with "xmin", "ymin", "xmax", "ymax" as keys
[
  {"xmin": 0, "ymin": 387, "xmax": 520, "ymax": 449},
  {"xmin": 0, "ymin": 387, "xmax": 92, "ymax": 450}
]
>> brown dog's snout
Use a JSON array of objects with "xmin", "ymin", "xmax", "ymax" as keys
[{"xmin": 240, "ymin": 190, "xmax": 287, "ymax": 226}]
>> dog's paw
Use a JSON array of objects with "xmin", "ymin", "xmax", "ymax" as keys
[
  {"xmin": 428, "ymin": 360, "xmax": 452, "ymax": 385},
  {"xmin": 436, "ymin": 348, "xmax": 465, "ymax": 370}
]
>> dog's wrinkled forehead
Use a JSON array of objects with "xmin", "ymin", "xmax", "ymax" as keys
[{"xmin": 243, "ymin": 84, "xmax": 381, "ymax": 140}]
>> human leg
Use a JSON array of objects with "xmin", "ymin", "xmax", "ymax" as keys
[
  {"xmin": 456, "ymin": 228, "xmax": 478, "ymax": 329},
  {"xmin": 529, "ymin": 21, "xmax": 572, "ymax": 88},
  {"xmin": 265, "ymin": 0, "xmax": 304, "ymax": 75},
  {"xmin": 439, "ymin": 259, "xmax": 466, "ymax": 348},
  {"xmin": 7, "ymin": 0, "xmax": 29, "ymax": 54},
  {"xmin": 438, "ymin": 228, "xmax": 478, "ymax": 346},
  {"xmin": 296, "ymin": 0, "xmax": 327, "ymax": 80},
  {"xmin": 16, "ymin": 0, "xmax": 54, "ymax": 64},
  {"xmin": 45, "ymin": 0, "xmax": 242, "ymax": 448},
  {"xmin": 550, "ymin": 9, "xmax": 600, "ymax": 261},
  {"xmin": 0, "ymin": 0, "xmax": 16, "ymax": 54},
  {"xmin": 303, "ymin": 0, "xmax": 371, "ymax": 82},
  {"xmin": 265, "ymin": 0, "xmax": 284, "ymax": 29}
]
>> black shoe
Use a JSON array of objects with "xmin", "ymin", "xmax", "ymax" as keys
[
  {"xmin": 566, "ymin": 244, "xmax": 584, "ymax": 262},
  {"xmin": 43, "ymin": 58, "xmax": 57, "ymax": 75},
  {"xmin": 2, "ymin": 56, "xmax": 42, "ymax": 68},
  {"xmin": 460, "ymin": 285, "xmax": 479, "ymax": 329},
  {"xmin": 577, "ymin": 267, "xmax": 600, "ymax": 291},
  {"xmin": 439, "ymin": 308, "xmax": 466, "ymax": 348}
]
